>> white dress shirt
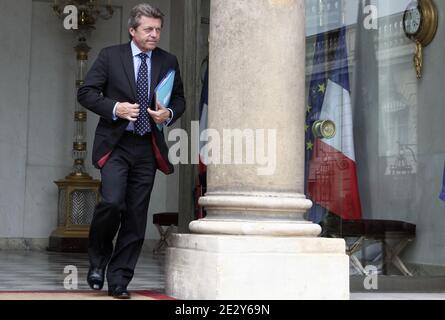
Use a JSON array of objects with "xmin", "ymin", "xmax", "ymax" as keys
[{"xmin": 112, "ymin": 40, "xmax": 173, "ymax": 131}]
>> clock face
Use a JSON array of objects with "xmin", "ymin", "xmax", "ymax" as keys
[{"xmin": 404, "ymin": 2, "xmax": 422, "ymax": 35}]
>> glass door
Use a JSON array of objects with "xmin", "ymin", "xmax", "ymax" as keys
[{"xmin": 305, "ymin": 0, "xmax": 445, "ymax": 292}]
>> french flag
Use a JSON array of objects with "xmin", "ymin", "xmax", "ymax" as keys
[
  {"xmin": 198, "ymin": 67, "xmax": 209, "ymax": 180},
  {"xmin": 306, "ymin": 27, "xmax": 362, "ymax": 221},
  {"xmin": 195, "ymin": 66, "xmax": 208, "ymax": 220}
]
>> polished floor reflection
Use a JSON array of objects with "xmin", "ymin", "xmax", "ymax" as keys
[
  {"xmin": 1, "ymin": 250, "xmax": 445, "ymax": 300},
  {"xmin": 0, "ymin": 250, "xmax": 165, "ymax": 292}
]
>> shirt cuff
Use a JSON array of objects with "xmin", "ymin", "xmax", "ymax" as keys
[
  {"xmin": 112, "ymin": 102, "xmax": 119, "ymax": 121},
  {"xmin": 165, "ymin": 108, "xmax": 174, "ymax": 126}
]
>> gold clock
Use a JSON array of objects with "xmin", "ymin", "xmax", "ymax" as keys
[{"xmin": 402, "ymin": 0, "xmax": 438, "ymax": 79}]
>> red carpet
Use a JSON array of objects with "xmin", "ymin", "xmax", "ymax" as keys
[{"xmin": 0, "ymin": 290, "xmax": 175, "ymax": 300}]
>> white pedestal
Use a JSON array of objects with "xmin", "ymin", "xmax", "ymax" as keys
[{"xmin": 166, "ymin": 234, "xmax": 349, "ymax": 300}]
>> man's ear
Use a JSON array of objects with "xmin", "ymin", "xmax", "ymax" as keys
[{"xmin": 129, "ymin": 28, "xmax": 135, "ymax": 38}]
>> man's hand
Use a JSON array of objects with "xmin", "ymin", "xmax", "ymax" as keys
[
  {"xmin": 147, "ymin": 101, "xmax": 171, "ymax": 124},
  {"xmin": 116, "ymin": 102, "xmax": 140, "ymax": 121}
]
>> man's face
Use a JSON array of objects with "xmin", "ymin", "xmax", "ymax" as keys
[{"xmin": 130, "ymin": 16, "xmax": 162, "ymax": 52}]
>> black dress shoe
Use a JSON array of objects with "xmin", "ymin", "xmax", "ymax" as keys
[
  {"xmin": 108, "ymin": 286, "xmax": 131, "ymax": 299},
  {"xmin": 87, "ymin": 267, "xmax": 105, "ymax": 291}
]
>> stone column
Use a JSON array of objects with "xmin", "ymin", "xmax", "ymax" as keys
[{"xmin": 166, "ymin": 0, "xmax": 349, "ymax": 300}]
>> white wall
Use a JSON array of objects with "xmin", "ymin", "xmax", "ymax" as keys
[
  {"xmin": 0, "ymin": 0, "xmax": 31, "ymax": 238},
  {"xmin": 0, "ymin": 0, "xmax": 177, "ymax": 247}
]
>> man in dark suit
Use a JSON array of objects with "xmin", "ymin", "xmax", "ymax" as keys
[{"xmin": 77, "ymin": 3, "xmax": 185, "ymax": 299}]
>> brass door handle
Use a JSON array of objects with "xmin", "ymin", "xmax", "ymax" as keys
[{"xmin": 312, "ymin": 120, "xmax": 336, "ymax": 139}]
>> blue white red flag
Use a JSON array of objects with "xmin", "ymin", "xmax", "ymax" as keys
[{"xmin": 305, "ymin": 27, "xmax": 362, "ymax": 221}]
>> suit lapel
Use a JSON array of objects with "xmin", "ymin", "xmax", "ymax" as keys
[
  {"xmin": 121, "ymin": 43, "xmax": 137, "ymax": 101},
  {"xmin": 149, "ymin": 48, "xmax": 162, "ymax": 109}
]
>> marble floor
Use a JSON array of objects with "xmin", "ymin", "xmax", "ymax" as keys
[
  {"xmin": 1, "ymin": 250, "xmax": 445, "ymax": 300},
  {"xmin": 0, "ymin": 250, "xmax": 165, "ymax": 292}
]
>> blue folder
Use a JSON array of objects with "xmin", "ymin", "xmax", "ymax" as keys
[{"xmin": 154, "ymin": 69, "xmax": 175, "ymax": 131}]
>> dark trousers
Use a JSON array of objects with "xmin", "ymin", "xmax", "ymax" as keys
[{"xmin": 88, "ymin": 132, "xmax": 156, "ymax": 288}]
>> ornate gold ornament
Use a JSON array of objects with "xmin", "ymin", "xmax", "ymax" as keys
[
  {"xmin": 312, "ymin": 120, "xmax": 336, "ymax": 140},
  {"xmin": 403, "ymin": 0, "xmax": 438, "ymax": 79}
]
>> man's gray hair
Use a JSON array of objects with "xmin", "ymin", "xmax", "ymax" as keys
[{"xmin": 128, "ymin": 3, "xmax": 164, "ymax": 37}]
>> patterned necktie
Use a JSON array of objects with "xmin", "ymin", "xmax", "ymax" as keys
[{"xmin": 134, "ymin": 53, "xmax": 151, "ymax": 135}]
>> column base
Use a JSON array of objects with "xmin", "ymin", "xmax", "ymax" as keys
[
  {"xmin": 166, "ymin": 234, "xmax": 349, "ymax": 300},
  {"xmin": 195, "ymin": 193, "xmax": 320, "ymax": 237},
  {"xmin": 190, "ymin": 219, "xmax": 321, "ymax": 237}
]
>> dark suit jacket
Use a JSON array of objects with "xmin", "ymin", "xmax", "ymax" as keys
[{"xmin": 77, "ymin": 42, "xmax": 186, "ymax": 174}]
